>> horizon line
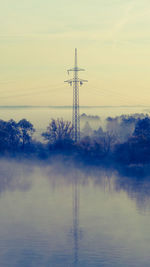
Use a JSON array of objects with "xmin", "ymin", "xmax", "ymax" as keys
[{"xmin": 0, "ymin": 105, "xmax": 149, "ymax": 108}]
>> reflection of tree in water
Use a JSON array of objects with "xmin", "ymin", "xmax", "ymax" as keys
[
  {"xmin": 115, "ymin": 175, "xmax": 150, "ymax": 211},
  {"xmin": 82, "ymin": 165, "xmax": 150, "ymax": 212},
  {"xmin": 0, "ymin": 160, "xmax": 32, "ymax": 194},
  {"xmin": 88, "ymin": 166, "xmax": 150, "ymax": 211}
]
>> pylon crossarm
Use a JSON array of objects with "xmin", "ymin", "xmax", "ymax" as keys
[
  {"xmin": 79, "ymin": 79, "xmax": 88, "ymax": 82},
  {"xmin": 64, "ymin": 79, "xmax": 74, "ymax": 83},
  {"xmin": 67, "ymin": 68, "xmax": 85, "ymax": 73},
  {"xmin": 64, "ymin": 79, "xmax": 88, "ymax": 83}
]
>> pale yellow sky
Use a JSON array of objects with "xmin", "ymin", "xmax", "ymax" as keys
[{"xmin": 1, "ymin": 0, "xmax": 150, "ymax": 106}]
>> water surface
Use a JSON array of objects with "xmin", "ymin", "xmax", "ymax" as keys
[{"xmin": 0, "ymin": 159, "xmax": 150, "ymax": 266}]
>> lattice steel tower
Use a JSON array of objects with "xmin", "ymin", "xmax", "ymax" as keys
[{"xmin": 65, "ymin": 48, "xmax": 88, "ymax": 142}]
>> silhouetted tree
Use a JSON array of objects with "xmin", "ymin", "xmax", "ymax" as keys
[
  {"xmin": 134, "ymin": 117, "xmax": 150, "ymax": 140},
  {"xmin": 93, "ymin": 126, "xmax": 104, "ymax": 137},
  {"xmin": 114, "ymin": 118, "xmax": 150, "ymax": 165},
  {"xmin": 42, "ymin": 119, "xmax": 74, "ymax": 150},
  {"xmin": 81, "ymin": 121, "xmax": 93, "ymax": 137},
  {"xmin": 17, "ymin": 119, "xmax": 35, "ymax": 150},
  {"xmin": 93, "ymin": 127, "xmax": 117, "ymax": 155},
  {"xmin": 0, "ymin": 119, "xmax": 20, "ymax": 153},
  {"xmin": 77, "ymin": 136, "xmax": 104, "ymax": 163},
  {"xmin": 100, "ymin": 132, "xmax": 117, "ymax": 155},
  {"xmin": 106, "ymin": 114, "xmax": 146, "ymax": 143}
]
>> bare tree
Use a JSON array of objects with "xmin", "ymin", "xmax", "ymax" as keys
[{"xmin": 42, "ymin": 119, "xmax": 73, "ymax": 144}]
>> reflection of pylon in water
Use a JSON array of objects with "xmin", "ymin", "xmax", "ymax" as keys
[{"xmin": 72, "ymin": 178, "xmax": 80, "ymax": 265}]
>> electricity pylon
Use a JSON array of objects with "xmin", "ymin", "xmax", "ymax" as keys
[{"xmin": 65, "ymin": 48, "xmax": 88, "ymax": 142}]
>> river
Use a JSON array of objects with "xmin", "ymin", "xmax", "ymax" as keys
[{"xmin": 0, "ymin": 159, "xmax": 150, "ymax": 266}]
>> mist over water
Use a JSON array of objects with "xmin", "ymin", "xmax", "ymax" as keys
[
  {"xmin": 0, "ymin": 158, "xmax": 150, "ymax": 267},
  {"xmin": 0, "ymin": 105, "xmax": 148, "ymax": 128}
]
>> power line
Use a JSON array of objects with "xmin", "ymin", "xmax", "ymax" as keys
[{"xmin": 0, "ymin": 86, "xmax": 69, "ymax": 99}]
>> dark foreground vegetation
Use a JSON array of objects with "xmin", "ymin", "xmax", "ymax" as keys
[{"xmin": 0, "ymin": 114, "xmax": 150, "ymax": 173}]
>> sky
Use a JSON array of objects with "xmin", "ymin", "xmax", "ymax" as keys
[{"xmin": 1, "ymin": 0, "xmax": 150, "ymax": 106}]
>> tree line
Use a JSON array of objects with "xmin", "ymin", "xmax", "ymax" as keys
[{"xmin": 0, "ymin": 115, "xmax": 150, "ymax": 166}]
